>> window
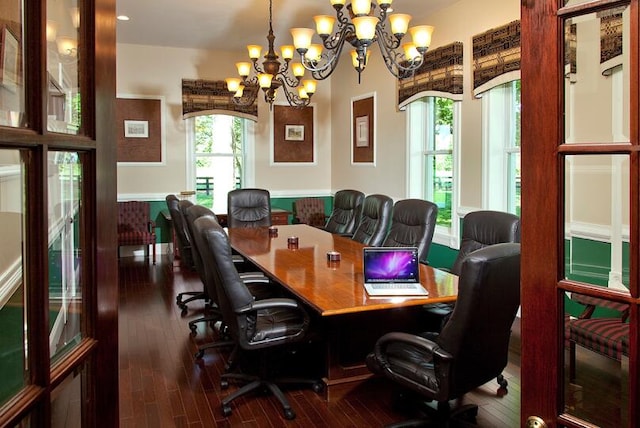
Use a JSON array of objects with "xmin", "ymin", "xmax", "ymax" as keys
[
  {"xmin": 482, "ymin": 80, "xmax": 521, "ymax": 215},
  {"xmin": 187, "ymin": 114, "xmax": 254, "ymax": 213},
  {"xmin": 407, "ymin": 96, "xmax": 460, "ymax": 243}
]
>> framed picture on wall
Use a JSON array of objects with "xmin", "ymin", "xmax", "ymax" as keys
[
  {"xmin": 124, "ymin": 120, "xmax": 149, "ymax": 138},
  {"xmin": 351, "ymin": 93, "xmax": 375, "ymax": 164},
  {"xmin": 117, "ymin": 94, "xmax": 166, "ymax": 165},
  {"xmin": 271, "ymin": 104, "xmax": 316, "ymax": 164},
  {"xmin": 285, "ymin": 125, "xmax": 305, "ymax": 141}
]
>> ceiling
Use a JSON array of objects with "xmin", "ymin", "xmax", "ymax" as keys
[{"xmin": 115, "ymin": 0, "xmax": 457, "ymax": 52}]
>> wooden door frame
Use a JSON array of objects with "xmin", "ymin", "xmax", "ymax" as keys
[
  {"xmin": 521, "ymin": 0, "xmax": 639, "ymax": 425},
  {"xmin": 521, "ymin": 0, "xmax": 562, "ymax": 423}
]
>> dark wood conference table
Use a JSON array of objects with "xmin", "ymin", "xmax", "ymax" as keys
[{"xmin": 227, "ymin": 224, "xmax": 458, "ymax": 400}]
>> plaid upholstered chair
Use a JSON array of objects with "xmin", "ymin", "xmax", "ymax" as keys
[
  {"xmin": 567, "ymin": 293, "xmax": 629, "ymax": 382},
  {"xmin": 293, "ymin": 197, "xmax": 327, "ymax": 228},
  {"xmin": 117, "ymin": 201, "xmax": 156, "ymax": 264}
]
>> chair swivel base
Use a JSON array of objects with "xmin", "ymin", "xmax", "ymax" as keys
[
  {"xmin": 388, "ymin": 398, "xmax": 479, "ymax": 428},
  {"xmin": 220, "ymin": 372, "xmax": 323, "ymax": 420},
  {"xmin": 176, "ymin": 291, "xmax": 209, "ymax": 314}
]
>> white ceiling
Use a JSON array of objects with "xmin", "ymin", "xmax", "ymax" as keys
[{"xmin": 115, "ymin": 0, "xmax": 457, "ymax": 51}]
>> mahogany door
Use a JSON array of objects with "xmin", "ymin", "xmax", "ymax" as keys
[{"xmin": 521, "ymin": 0, "xmax": 639, "ymax": 426}]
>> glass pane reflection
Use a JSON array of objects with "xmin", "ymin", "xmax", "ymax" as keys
[
  {"xmin": 0, "ymin": 1, "xmax": 26, "ymax": 127},
  {"xmin": 46, "ymin": 0, "xmax": 81, "ymax": 134},
  {"xmin": 48, "ymin": 152, "xmax": 82, "ymax": 362},
  {"xmin": 564, "ymin": 293, "xmax": 628, "ymax": 426},
  {"xmin": 51, "ymin": 366, "xmax": 83, "ymax": 428},
  {"xmin": 564, "ymin": 155, "xmax": 629, "ymax": 291},
  {"xmin": 0, "ymin": 150, "xmax": 26, "ymax": 406},
  {"xmin": 564, "ymin": 6, "xmax": 630, "ymax": 144}
]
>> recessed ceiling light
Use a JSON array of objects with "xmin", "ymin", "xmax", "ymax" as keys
[{"xmin": 117, "ymin": 15, "xmax": 130, "ymax": 21}]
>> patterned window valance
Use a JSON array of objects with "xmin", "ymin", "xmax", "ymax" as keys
[
  {"xmin": 181, "ymin": 79, "xmax": 258, "ymax": 121},
  {"xmin": 397, "ymin": 42, "xmax": 463, "ymax": 109},
  {"xmin": 472, "ymin": 20, "xmax": 521, "ymax": 97},
  {"xmin": 599, "ymin": 10, "xmax": 623, "ymax": 76}
]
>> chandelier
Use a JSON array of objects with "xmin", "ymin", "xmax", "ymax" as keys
[
  {"xmin": 290, "ymin": 0, "xmax": 434, "ymax": 83},
  {"xmin": 225, "ymin": 0, "xmax": 317, "ymax": 109}
]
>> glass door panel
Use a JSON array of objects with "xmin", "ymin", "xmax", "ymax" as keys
[
  {"xmin": 564, "ymin": 154, "xmax": 630, "ymax": 291},
  {"xmin": 51, "ymin": 364, "xmax": 84, "ymax": 428},
  {"xmin": 48, "ymin": 151, "xmax": 82, "ymax": 361},
  {"xmin": 563, "ymin": 291, "xmax": 629, "ymax": 426},
  {"xmin": 0, "ymin": 0, "xmax": 26, "ymax": 127},
  {"xmin": 564, "ymin": 5, "xmax": 629, "ymax": 144},
  {"xmin": 0, "ymin": 149, "xmax": 25, "ymax": 406},
  {"xmin": 46, "ymin": 0, "xmax": 81, "ymax": 134}
]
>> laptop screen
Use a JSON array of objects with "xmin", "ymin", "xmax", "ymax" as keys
[{"xmin": 363, "ymin": 247, "xmax": 420, "ymax": 284}]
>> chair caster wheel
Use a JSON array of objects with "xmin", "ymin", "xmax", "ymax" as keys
[
  {"xmin": 194, "ymin": 350, "xmax": 204, "ymax": 359},
  {"xmin": 497, "ymin": 374, "xmax": 508, "ymax": 389},
  {"xmin": 222, "ymin": 404, "xmax": 232, "ymax": 417},
  {"xmin": 284, "ymin": 409, "xmax": 296, "ymax": 420},
  {"xmin": 221, "ymin": 379, "xmax": 229, "ymax": 389},
  {"xmin": 312, "ymin": 381, "xmax": 324, "ymax": 393}
]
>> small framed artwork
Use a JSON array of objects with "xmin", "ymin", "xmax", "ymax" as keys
[
  {"xmin": 351, "ymin": 93, "xmax": 375, "ymax": 164},
  {"xmin": 0, "ymin": 26, "xmax": 20, "ymax": 92},
  {"xmin": 285, "ymin": 124, "xmax": 305, "ymax": 141},
  {"xmin": 117, "ymin": 95, "xmax": 165, "ymax": 165},
  {"xmin": 356, "ymin": 116, "xmax": 369, "ymax": 147},
  {"xmin": 124, "ymin": 120, "xmax": 149, "ymax": 138},
  {"xmin": 272, "ymin": 104, "xmax": 315, "ymax": 164}
]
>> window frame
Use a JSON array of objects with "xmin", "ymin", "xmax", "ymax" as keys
[
  {"xmin": 186, "ymin": 114, "xmax": 255, "ymax": 212},
  {"xmin": 481, "ymin": 80, "xmax": 521, "ymax": 215},
  {"xmin": 406, "ymin": 95, "xmax": 461, "ymax": 249}
]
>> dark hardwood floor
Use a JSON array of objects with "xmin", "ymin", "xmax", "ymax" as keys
[{"xmin": 118, "ymin": 255, "xmax": 521, "ymax": 427}]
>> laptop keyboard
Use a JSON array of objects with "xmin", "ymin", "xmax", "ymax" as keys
[{"xmin": 370, "ymin": 283, "xmax": 418, "ymax": 290}]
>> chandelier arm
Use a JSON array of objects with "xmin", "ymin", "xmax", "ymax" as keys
[
  {"xmin": 275, "ymin": 77, "xmax": 310, "ymax": 107},
  {"xmin": 375, "ymin": 22, "xmax": 402, "ymax": 51},
  {"xmin": 231, "ymin": 84, "xmax": 259, "ymax": 106},
  {"xmin": 299, "ymin": 27, "xmax": 350, "ymax": 79},
  {"xmin": 321, "ymin": 22, "xmax": 355, "ymax": 51},
  {"xmin": 375, "ymin": 26, "xmax": 425, "ymax": 78},
  {"xmin": 276, "ymin": 70, "xmax": 300, "ymax": 88}
]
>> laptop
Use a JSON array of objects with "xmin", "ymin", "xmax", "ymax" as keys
[{"xmin": 362, "ymin": 247, "xmax": 428, "ymax": 296}]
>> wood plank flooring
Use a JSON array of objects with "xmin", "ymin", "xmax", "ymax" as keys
[{"xmin": 118, "ymin": 256, "xmax": 521, "ymax": 427}]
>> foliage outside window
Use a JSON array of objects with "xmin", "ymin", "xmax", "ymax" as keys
[
  {"xmin": 407, "ymin": 96, "xmax": 457, "ymax": 230},
  {"xmin": 193, "ymin": 115, "xmax": 245, "ymax": 213}
]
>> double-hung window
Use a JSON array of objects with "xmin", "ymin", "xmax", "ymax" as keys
[
  {"xmin": 186, "ymin": 114, "xmax": 254, "ymax": 213},
  {"xmin": 407, "ymin": 96, "xmax": 460, "ymax": 245},
  {"xmin": 481, "ymin": 80, "xmax": 521, "ymax": 215}
]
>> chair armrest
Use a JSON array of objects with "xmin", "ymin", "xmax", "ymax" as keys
[
  {"xmin": 237, "ymin": 297, "xmax": 302, "ymax": 314},
  {"xmin": 374, "ymin": 331, "xmax": 451, "ymax": 360},
  {"xmin": 241, "ymin": 275, "xmax": 270, "ymax": 284}
]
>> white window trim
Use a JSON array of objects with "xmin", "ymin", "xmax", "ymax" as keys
[
  {"xmin": 185, "ymin": 115, "xmax": 255, "ymax": 195},
  {"xmin": 481, "ymin": 82, "xmax": 520, "ymax": 213},
  {"xmin": 406, "ymin": 97, "xmax": 461, "ymax": 249}
]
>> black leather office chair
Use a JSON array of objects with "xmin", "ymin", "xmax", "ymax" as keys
[
  {"xmin": 198, "ymin": 218, "xmax": 322, "ymax": 420},
  {"xmin": 366, "ymin": 243, "xmax": 521, "ymax": 427},
  {"xmin": 383, "ymin": 199, "xmax": 438, "ymax": 263},
  {"xmin": 352, "ymin": 194, "xmax": 393, "ymax": 246},
  {"xmin": 185, "ymin": 205, "xmax": 270, "ymax": 342},
  {"xmin": 324, "ymin": 189, "xmax": 364, "ymax": 235},
  {"xmin": 165, "ymin": 194, "xmax": 195, "ymax": 270},
  {"xmin": 171, "ymin": 199, "xmax": 210, "ymax": 313},
  {"xmin": 227, "ymin": 188, "xmax": 272, "ymax": 228},
  {"xmin": 425, "ymin": 210, "xmax": 521, "ymax": 330}
]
